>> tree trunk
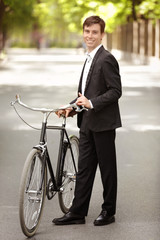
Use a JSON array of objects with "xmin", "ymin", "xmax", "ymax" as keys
[
  {"xmin": 0, "ymin": 0, "xmax": 6, "ymax": 53},
  {"xmin": 132, "ymin": 0, "xmax": 137, "ymax": 21}
]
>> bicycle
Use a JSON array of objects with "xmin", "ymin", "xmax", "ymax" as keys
[{"xmin": 11, "ymin": 95, "xmax": 87, "ymax": 237}]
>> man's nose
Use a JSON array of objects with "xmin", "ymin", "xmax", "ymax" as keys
[{"xmin": 88, "ymin": 32, "xmax": 93, "ymax": 38}]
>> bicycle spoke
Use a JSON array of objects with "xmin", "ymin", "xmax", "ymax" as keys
[
  {"xmin": 19, "ymin": 149, "xmax": 46, "ymax": 237},
  {"xmin": 58, "ymin": 136, "xmax": 79, "ymax": 213}
]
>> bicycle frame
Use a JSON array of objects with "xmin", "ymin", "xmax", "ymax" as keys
[{"xmin": 34, "ymin": 113, "xmax": 77, "ymax": 198}]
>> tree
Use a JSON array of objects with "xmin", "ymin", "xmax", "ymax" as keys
[
  {"xmin": 137, "ymin": 0, "xmax": 160, "ymax": 21},
  {"xmin": 0, "ymin": 0, "xmax": 37, "ymax": 52},
  {"xmin": 57, "ymin": 0, "xmax": 160, "ymax": 32},
  {"xmin": 33, "ymin": 0, "xmax": 73, "ymax": 46}
]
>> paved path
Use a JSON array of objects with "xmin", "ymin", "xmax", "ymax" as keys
[{"xmin": 0, "ymin": 48, "xmax": 160, "ymax": 240}]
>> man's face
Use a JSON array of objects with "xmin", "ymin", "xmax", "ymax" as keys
[{"xmin": 83, "ymin": 24, "xmax": 104, "ymax": 52}]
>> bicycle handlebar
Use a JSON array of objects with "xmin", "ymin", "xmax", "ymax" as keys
[{"xmin": 10, "ymin": 95, "xmax": 88, "ymax": 113}]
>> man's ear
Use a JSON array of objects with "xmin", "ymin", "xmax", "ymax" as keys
[{"xmin": 101, "ymin": 32, "xmax": 105, "ymax": 40}]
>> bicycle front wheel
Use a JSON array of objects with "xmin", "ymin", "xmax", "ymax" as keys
[
  {"xmin": 58, "ymin": 135, "xmax": 79, "ymax": 213},
  {"xmin": 19, "ymin": 148, "xmax": 47, "ymax": 237}
]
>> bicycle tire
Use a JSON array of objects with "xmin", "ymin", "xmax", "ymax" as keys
[
  {"xmin": 19, "ymin": 148, "xmax": 47, "ymax": 237},
  {"xmin": 58, "ymin": 135, "xmax": 79, "ymax": 213}
]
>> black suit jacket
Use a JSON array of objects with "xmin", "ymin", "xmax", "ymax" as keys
[{"xmin": 74, "ymin": 45, "xmax": 122, "ymax": 132}]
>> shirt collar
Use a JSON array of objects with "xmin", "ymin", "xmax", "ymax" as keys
[{"xmin": 86, "ymin": 44, "xmax": 102, "ymax": 60}]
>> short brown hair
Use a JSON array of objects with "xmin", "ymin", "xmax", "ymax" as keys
[{"xmin": 83, "ymin": 16, "xmax": 105, "ymax": 33}]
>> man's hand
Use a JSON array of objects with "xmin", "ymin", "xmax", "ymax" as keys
[
  {"xmin": 76, "ymin": 92, "xmax": 91, "ymax": 109},
  {"xmin": 55, "ymin": 108, "xmax": 75, "ymax": 118}
]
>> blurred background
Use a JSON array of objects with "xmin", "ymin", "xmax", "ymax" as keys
[{"xmin": 0, "ymin": 0, "xmax": 160, "ymax": 63}]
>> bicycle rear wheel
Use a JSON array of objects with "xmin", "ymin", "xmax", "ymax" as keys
[
  {"xmin": 19, "ymin": 148, "xmax": 46, "ymax": 237},
  {"xmin": 58, "ymin": 135, "xmax": 79, "ymax": 213}
]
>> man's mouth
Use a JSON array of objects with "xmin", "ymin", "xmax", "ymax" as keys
[{"xmin": 87, "ymin": 41, "xmax": 94, "ymax": 44}]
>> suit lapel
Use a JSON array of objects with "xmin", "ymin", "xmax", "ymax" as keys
[{"xmin": 84, "ymin": 46, "xmax": 104, "ymax": 93}]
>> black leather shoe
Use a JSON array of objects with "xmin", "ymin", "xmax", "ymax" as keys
[
  {"xmin": 52, "ymin": 212, "xmax": 85, "ymax": 225},
  {"xmin": 94, "ymin": 210, "xmax": 115, "ymax": 226}
]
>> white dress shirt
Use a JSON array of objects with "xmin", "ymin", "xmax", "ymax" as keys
[{"xmin": 81, "ymin": 44, "xmax": 102, "ymax": 108}]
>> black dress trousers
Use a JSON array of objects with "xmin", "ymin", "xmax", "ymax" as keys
[{"xmin": 70, "ymin": 128, "xmax": 117, "ymax": 217}]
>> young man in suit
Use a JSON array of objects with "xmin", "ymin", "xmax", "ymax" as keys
[{"xmin": 53, "ymin": 15, "xmax": 122, "ymax": 226}]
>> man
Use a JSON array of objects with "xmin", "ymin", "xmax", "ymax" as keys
[{"xmin": 53, "ymin": 15, "xmax": 122, "ymax": 226}]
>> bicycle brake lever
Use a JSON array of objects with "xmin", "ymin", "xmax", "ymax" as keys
[
  {"xmin": 75, "ymin": 105, "xmax": 88, "ymax": 112},
  {"xmin": 10, "ymin": 98, "xmax": 18, "ymax": 106},
  {"xmin": 10, "ymin": 94, "xmax": 21, "ymax": 107},
  {"xmin": 10, "ymin": 101, "xmax": 15, "ymax": 106}
]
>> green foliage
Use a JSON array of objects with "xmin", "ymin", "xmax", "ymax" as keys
[
  {"xmin": 3, "ymin": 0, "xmax": 37, "ymax": 33},
  {"xmin": 137, "ymin": 0, "xmax": 160, "ymax": 20},
  {"xmin": 0, "ymin": 0, "xmax": 160, "ymax": 49}
]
